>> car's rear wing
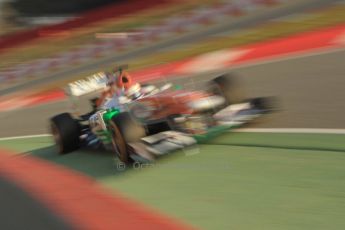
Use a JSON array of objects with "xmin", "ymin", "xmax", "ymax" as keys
[
  {"xmin": 64, "ymin": 64, "xmax": 130, "ymax": 97},
  {"xmin": 65, "ymin": 72, "xmax": 108, "ymax": 97}
]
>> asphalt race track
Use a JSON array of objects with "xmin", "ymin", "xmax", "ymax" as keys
[{"xmin": 0, "ymin": 49, "xmax": 344, "ymax": 137}]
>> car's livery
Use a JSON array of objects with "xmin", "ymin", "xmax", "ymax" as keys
[{"xmin": 50, "ymin": 71, "xmax": 275, "ymax": 164}]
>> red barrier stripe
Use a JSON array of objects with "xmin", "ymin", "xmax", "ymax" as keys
[
  {"xmin": 232, "ymin": 23, "xmax": 345, "ymax": 64},
  {"xmin": 0, "ymin": 148, "xmax": 195, "ymax": 230}
]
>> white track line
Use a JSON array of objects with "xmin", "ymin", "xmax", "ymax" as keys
[
  {"xmin": 0, "ymin": 134, "xmax": 51, "ymax": 141},
  {"xmin": 0, "ymin": 128, "xmax": 344, "ymax": 142},
  {"xmin": 235, "ymin": 128, "xmax": 345, "ymax": 134}
]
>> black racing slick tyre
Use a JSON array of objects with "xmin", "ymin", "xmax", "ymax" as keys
[
  {"xmin": 50, "ymin": 113, "xmax": 81, "ymax": 154},
  {"xmin": 208, "ymin": 73, "xmax": 245, "ymax": 105},
  {"xmin": 110, "ymin": 112, "xmax": 146, "ymax": 164}
]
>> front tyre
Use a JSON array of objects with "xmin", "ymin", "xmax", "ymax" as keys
[
  {"xmin": 110, "ymin": 112, "xmax": 145, "ymax": 164},
  {"xmin": 50, "ymin": 113, "xmax": 80, "ymax": 154}
]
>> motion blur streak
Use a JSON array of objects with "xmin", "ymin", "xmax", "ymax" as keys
[{"xmin": 0, "ymin": 0, "xmax": 345, "ymax": 229}]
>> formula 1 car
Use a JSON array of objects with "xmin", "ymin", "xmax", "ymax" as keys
[{"xmin": 50, "ymin": 70, "xmax": 274, "ymax": 164}]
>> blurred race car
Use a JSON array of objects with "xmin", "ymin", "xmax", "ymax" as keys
[{"xmin": 50, "ymin": 69, "xmax": 275, "ymax": 164}]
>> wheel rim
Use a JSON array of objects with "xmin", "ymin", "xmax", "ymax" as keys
[{"xmin": 110, "ymin": 122, "xmax": 129, "ymax": 163}]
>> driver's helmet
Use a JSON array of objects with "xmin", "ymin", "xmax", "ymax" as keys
[
  {"xmin": 116, "ymin": 71, "xmax": 134, "ymax": 90},
  {"xmin": 116, "ymin": 70, "xmax": 142, "ymax": 99}
]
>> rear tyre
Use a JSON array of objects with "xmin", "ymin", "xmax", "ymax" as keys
[
  {"xmin": 110, "ymin": 112, "xmax": 146, "ymax": 164},
  {"xmin": 208, "ymin": 73, "xmax": 245, "ymax": 105},
  {"xmin": 50, "ymin": 113, "xmax": 80, "ymax": 154}
]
